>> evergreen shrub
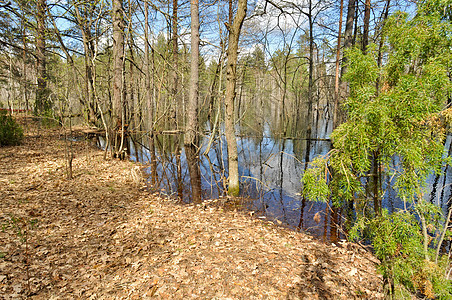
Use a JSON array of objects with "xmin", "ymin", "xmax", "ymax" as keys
[
  {"xmin": 301, "ymin": 1, "xmax": 452, "ymax": 297},
  {"xmin": 0, "ymin": 111, "xmax": 24, "ymax": 146}
]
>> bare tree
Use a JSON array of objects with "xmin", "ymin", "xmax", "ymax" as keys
[
  {"xmin": 184, "ymin": 0, "xmax": 202, "ymax": 201},
  {"xmin": 225, "ymin": 0, "xmax": 247, "ymax": 196},
  {"xmin": 144, "ymin": 0, "xmax": 157, "ymax": 184},
  {"xmin": 112, "ymin": 0, "xmax": 126, "ymax": 157}
]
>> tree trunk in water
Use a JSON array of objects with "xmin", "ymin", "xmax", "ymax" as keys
[
  {"xmin": 112, "ymin": 0, "xmax": 125, "ymax": 157},
  {"xmin": 186, "ymin": 145, "xmax": 202, "ymax": 201},
  {"xmin": 184, "ymin": 0, "xmax": 201, "ymax": 201},
  {"xmin": 330, "ymin": 206, "xmax": 339, "ymax": 243},
  {"xmin": 372, "ymin": 150, "xmax": 381, "ymax": 215},
  {"xmin": 170, "ymin": 0, "xmax": 183, "ymax": 198},
  {"xmin": 225, "ymin": 0, "xmax": 247, "ymax": 196},
  {"xmin": 35, "ymin": 0, "xmax": 49, "ymax": 115},
  {"xmin": 144, "ymin": 0, "xmax": 157, "ymax": 185},
  {"xmin": 304, "ymin": 0, "xmax": 314, "ymax": 165}
]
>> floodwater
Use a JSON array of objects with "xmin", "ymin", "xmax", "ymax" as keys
[
  {"xmin": 106, "ymin": 111, "xmax": 341, "ymax": 241},
  {"xmin": 99, "ymin": 114, "xmax": 452, "ymax": 242},
  {"xmin": 128, "ymin": 124, "xmax": 333, "ymax": 238}
]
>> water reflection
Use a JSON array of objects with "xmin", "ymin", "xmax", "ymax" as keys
[
  {"xmin": 118, "ymin": 119, "xmax": 337, "ymax": 240},
  {"xmin": 99, "ymin": 114, "xmax": 452, "ymax": 242}
]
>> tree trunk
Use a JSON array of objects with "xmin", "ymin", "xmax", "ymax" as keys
[
  {"xmin": 184, "ymin": 0, "xmax": 201, "ymax": 201},
  {"xmin": 376, "ymin": 0, "xmax": 391, "ymax": 93},
  {"xmin": 362, "ymin": 0, "xmax": 371, "ymax": 53},
  {"xmin": 68, "ymin": 5, "xmax": 98, "ymax": 125},
  {"xmin": 171, "ymin": 0, "xmax": 179, "ymax": 128},
  {"xmin": 22, "ymin": 23, "xmax": 28, "ymax": 112},
  {"xmin": 333, "ymin": 0, "xmax": 344, "ymax": 130},
  {"xmin": 112, "ymin": 0, "xmax": 125, "ymax": 157},
  {"xmin": 127, "ymin": 34, "xmax": 135, "ymax": 128},
  {"xmin": 225, "ymin": 0, "xmax": 247, "ymax": 196},
  {"xmin": 304, "ymin": 0, "xmax": 314, "ymax": 164},
  {"xmin": 35, "ymin": 0, "xmax": 49, "ymax": 115},
  {"xmin": 144, "ymin": 0, "xmax": 157, "ymax": 185},
  {"xmin": 343, "ymin": 0, "xmax": 356, "ymax": 59},
  {"xmin": 185, "ymin": 0, "xmax": 199, "ymax": 147},
  {"xmin": 170, "ymin": 0, "xmax": 183, "ymax": 198},
  {"xmin": 335, "ymin": 0, "xmax": 356, "ymax": 128},
  {"xmin": 340, "ymin": 0, "xmax": 357, "ymax": 77},
  {"xmin": 186, "ymin": 144, "xmax": 202, "ymax": 201}
]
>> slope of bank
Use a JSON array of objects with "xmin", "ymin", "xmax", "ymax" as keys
[{"xmin": 0, "ymin": 119, "xmax": 384, "ymax": 299}]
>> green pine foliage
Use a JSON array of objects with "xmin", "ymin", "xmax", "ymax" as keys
[
  {"xmin": 0, "ymin": 111, "xmax": 23, "ymax": 146},
  {"xmin": 302, "ymin": 1, "xmax": 452, "ymax": 297}
]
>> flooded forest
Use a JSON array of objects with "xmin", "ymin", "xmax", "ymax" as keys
[{"xmin": 1, "ymin": 0, "xmax": 452, "ymax": 297}]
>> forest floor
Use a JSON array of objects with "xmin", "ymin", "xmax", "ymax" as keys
[{"xmin": 1, "ymin": 117, "xmax": 384, "ymax": 299}]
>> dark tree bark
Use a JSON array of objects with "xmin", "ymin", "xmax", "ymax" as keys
[
  {"xmin": 343, "ymin": 0, "xmax": 356, "ymax": 57},
  {"xmin": 362, "ymin": 0, "xmax": 371, "ymax": 53},
  {"xmin": 335, "ymin": 0, "xmax": 356, "ymax": 128},
  {"xmin": 304, "ymin": 0, "xmax": 315, "ymax": 164},
  {"xmin": 186, "ymin": 144, "xmax": 202, "ymax": 202},
  {"xmin": 225, "ymin": 0, "xmax": 247, "ymax": 196},
  {"xmin": 340, "ymin": 0, "xmax": 356, "ymax": 79},
  {"xmin": 35, "ymin": 0, "xmax": 49, "ymax": 115},
  {"xmin": 169, "ymin": 0, "xmax": 183, "ymax": 199}
]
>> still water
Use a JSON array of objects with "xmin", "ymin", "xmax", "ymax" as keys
[{"xmin": 102, "ymin": 117, "xmax": 452, "ymax": 241}]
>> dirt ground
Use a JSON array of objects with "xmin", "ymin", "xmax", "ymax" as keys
[{"xmin": 0, "ymin": 118, "xmax": 384, "ymax": 299}]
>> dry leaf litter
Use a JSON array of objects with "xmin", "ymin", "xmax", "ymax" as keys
[{"xmin": 0, "ymin": 118, "xmax": 384, "ymax": 299}]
